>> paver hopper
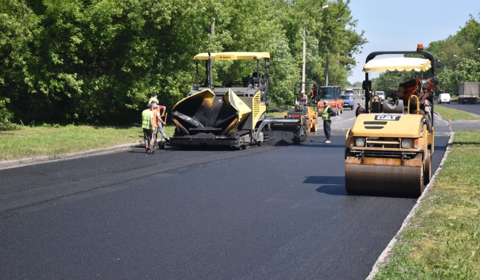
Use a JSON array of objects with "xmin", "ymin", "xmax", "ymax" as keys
[{"xmin": 170, "ymin": 52, "xmax": 306, "ymax": 148}]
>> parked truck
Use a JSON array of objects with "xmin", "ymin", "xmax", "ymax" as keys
[{"xmin": 458, "ymin": 82, "xmax": 480, "ymax": 104}]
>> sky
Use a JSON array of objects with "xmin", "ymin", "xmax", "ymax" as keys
[{"xmin": 347, "ymin": 0, "xmax": 480, "ymax": 84}]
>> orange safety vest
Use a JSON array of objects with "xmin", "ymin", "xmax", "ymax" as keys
[{"xmin": 402, "ymin": 78, "xmax": 421, "ymax": 102}]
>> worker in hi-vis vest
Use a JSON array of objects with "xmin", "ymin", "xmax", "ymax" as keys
[
  {"xmin": 321, "ymin": 100, "xmax": 335, "ymax": 144},
  {"xmin": 142, "ymin": 103, "xmax": 156, "ymax": 153}
]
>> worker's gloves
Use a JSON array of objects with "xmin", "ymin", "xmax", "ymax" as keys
[{"xmin": 424, "ymin": 105, "xmax": 431, "ymax": 114}]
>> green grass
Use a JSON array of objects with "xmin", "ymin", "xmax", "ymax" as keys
[
  {"xmin": 435, "ymin": 105, "xmax": 480, "ymax": 121},
  {"xmin": 0, "ymin": 125, "xmax": 175, "ymax": 161},
  {"xmin": 374, "ymin": 131, "xmax": 480, "ymax": 279}
]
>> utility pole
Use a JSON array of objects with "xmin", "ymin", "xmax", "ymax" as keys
[
  {"xmin": 302, "ymin": 26, "xmax": 306, "ymax": 94},
  {"xmin": 325, "ymin": 40, "xmax": 329, "ymax": 86},
  {"xmin": 211, "ymin": 18, "xmax": 215, "ymax": 36}
]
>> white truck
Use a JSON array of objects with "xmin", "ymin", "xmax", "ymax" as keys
[{"xmin": 458, "ymin": 82, "xmax": 480, "ymax": 104}]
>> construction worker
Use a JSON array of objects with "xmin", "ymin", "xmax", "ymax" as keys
[
  {"xmin": 152, "ymin": 104, "xmax": 169, "ymax": 143},
  {"xmin": 321, "ymin": 100, "xmax": 335, "ymax": 144},
  {"xmin": 397, "ymin": 77, "xmax": 438, "ymax": 115},
  {"xmin": 355, "ymin": 102, "xmax": 366, "ymax": 117},
  {"xmin": 309, "ymin": 84, "xmax": 317, "ymax": 100},
  {"xmin": 142, "ymin": 103, "xmax": 156, "ymax": 153},
  {"xmin": 148, "ymin": 93, "xmax": 160, "ymax": 105},
  {"xmin": 300, "ymin": 91, "xmax": 308, "ymax": 105}
]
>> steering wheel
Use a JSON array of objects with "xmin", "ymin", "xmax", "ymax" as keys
[{"xmin": 386, "ymin": 93, "xmax": 400, "ymax": 105}]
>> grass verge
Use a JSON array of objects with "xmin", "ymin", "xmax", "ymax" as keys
[
  {"xmin": 374, "ymin": 131, "xmax": 480, "ymax": 279},
  {"xmin": 0, "ymin": 125, "xmax": 174, "ymax": 161},
  {"xmin": 435, "ymin": 105, "xmax": 480, "ymax": 121}
]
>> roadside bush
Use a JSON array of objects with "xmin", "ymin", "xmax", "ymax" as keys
[{"xmin": 0, "ymin": 98, "xmax": 15, "ymax": 131}]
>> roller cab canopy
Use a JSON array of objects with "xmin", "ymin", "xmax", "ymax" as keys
[
  {"xmin": 194, "ymin": 52, "xmax": 270, "ymax": 61},
  {"xmin": 363, "ymin": 57, "xmax": 432, "ymax": 72},
  {"xmin": 362, "ymin": 57, "xmax": 432, "ymax": 73}
]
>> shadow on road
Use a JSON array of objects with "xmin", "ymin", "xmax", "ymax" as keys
[
  {"xmin": 315, "ymin": 185, "xmax": 347, "ymax": 196},
  {"xmin": 303, "ymin": 175, "xmax": 347, "ymax": 196}
]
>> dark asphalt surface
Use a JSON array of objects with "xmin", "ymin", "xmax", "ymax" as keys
[
  {"xmin": 0, "ymin": 130, "xmax": 449, "ymax": 280},
  {"xmin": 434, "ymin": 100, "xmax": 480, "ymax": 132},
  {"xmin": 435, "ymin": 99, "xmax": 480, "ymax": 116}
]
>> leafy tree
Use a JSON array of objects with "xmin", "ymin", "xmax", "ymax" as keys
[
  {"xmin": 0, "ymin": 0, "xmax": 40, "ymax": 125},
  {"xmin": 0, "ymin": 0, "xmax": 367, "ymax": 125}
]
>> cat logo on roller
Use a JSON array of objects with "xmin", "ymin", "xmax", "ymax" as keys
[
  {"xmin": 344, "ymin": 44, "xmax": 435, "ymax": 197},
  {"xmin": 374, "ymin": 115, "xmax": 401, "ymax": 121}
]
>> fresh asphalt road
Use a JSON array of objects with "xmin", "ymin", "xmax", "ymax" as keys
[{"xmin": 0, "ymin": 109, "xmax": 450, "ymax": 280}]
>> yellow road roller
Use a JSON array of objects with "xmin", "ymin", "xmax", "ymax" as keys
[{"xmin": 345, "ymin": 45, "xmax": 436, "ymax": 197}]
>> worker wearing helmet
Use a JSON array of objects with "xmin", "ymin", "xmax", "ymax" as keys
[
  {"xmin": 321, "ymin": 100, "xmax": 335, "ymax": 144},
  {"xmin": 148, "ymin": 93, "xmax": 160, "ymax": 105},
  {"xmin": 142, "ymin": 103, "xmax": 156, "ymax": 153}
]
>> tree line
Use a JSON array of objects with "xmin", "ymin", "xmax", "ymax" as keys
[
  {"xmin": 0, "ymin": 0, "xmax": 366, "ymax": 128},
  {"xmin": 371, "ymin": 14, "xmax": 480, "ymax": 96}
]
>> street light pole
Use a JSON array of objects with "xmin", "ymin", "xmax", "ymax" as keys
[
  {"xmin": 325, "ymin": 41, "xmax": 329, "ymax": 86},
  {"xmin": 453, "ymin": 54, "xmax": 462, "ymax": 71},
  {"xmin": 438, "ymin": 60, "xmax": 446, "ymax": 92},
  {"xmin": 302, "ymin": 26, "xmax": 306, "ymax": 94},
  {"xmin": 321, "ymin": 5, "xmax": 329, "ymax": 86},
  {"xmin": 301, "ymin": 4, "xmax": 328, "ymax": 93}
]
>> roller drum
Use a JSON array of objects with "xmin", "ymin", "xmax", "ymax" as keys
[{"xmin": 345, "ymin": 163, "xmax": 423, "ymax": 197}]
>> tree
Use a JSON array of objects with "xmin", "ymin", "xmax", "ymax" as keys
[{"xmin": 0, "ymin": 0, "xmax": 368, "ymax": 125}]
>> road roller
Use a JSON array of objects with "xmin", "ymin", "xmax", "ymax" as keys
[
  {"xmin": 170, "ymin": 52, "xmax": 308, "ymax": 148},
  {"xmin": 344, "ymin": 45, "xmax": 435, "ymax": 197},
  {"xmin": 285, "ymin": 81, "xmax": 319, "ymax": 134}
]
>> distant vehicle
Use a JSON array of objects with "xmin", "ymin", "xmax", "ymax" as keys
[
  {"xmin": 458, "ymin": 82, "xmax": 479, "ymax": 104},
  {"xmin": 375, "ymin": 91, "xmax": 385, "ymax": 101},
  {"xmin": 317, "ymin": 86, "xmax": 343, "ymax": 116},
  {"xmin": 345, "ymin": 88, "xmax": 354, "ymax": 95},
  {"xmin": 340, "ymin": 94, "xmax": 355, "ymax": 110},
  {"xmin": 437, "ymin": 93, "xmax": 451, "ymax": 104}
]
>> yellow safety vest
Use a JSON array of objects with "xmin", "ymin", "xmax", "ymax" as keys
[
  {"xmin": 142, "ymin": 109, "xmax": 152, "ymax": 129},
  {"xmin": 322, "ymin": 106, "xmax": 331, "ymax": 121}
]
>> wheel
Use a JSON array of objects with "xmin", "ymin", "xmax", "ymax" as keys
[
  {"xmin": 293, "ymin": 138, "xmax": 300, "ymax": 144},
  {"xmin": 424, "ymin": 149, "xmax": 432, "ymax": 186}
]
